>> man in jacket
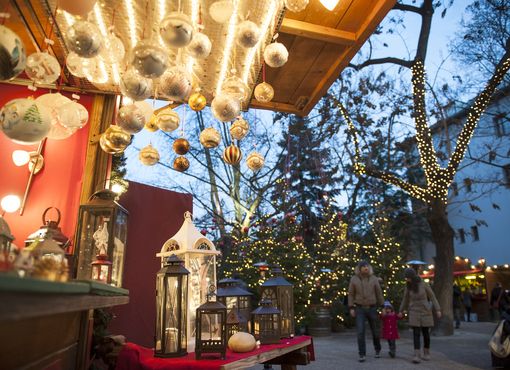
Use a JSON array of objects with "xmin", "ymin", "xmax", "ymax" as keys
[{"xmin": 348, "ymin": 260, "xmax": 385, "ymax": 362}]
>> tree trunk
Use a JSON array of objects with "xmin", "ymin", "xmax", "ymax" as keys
[{"xmin": 426, "ymin": 198, "xmax": 454, "ymax": 336}]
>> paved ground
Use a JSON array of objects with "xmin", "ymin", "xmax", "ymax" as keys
[{"xmin": 253, "ymin": 321, "xmax": 498, "ymax": 370}]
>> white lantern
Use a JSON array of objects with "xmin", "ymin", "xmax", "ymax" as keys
[
  {"xmin": 236, "ymin": 21, "xmax": 260, "ymax": 48},
  {"xmin": 157, "ymin": 211, "xmax": 220, "ymax": 353},
  {"xmin": 211, "ymin": 94, "xmax": 241, "ymax": 122},
  {"xmin": 264, "ymin": 42, "xmax": 289, "ymax": 68},
  {"xmin": 188, "ymin": 33, "xmax": 212, "ymax": 59},
  {"xmin": 160, "ymin": 12, "xmax": 194, "ymax": 48}
]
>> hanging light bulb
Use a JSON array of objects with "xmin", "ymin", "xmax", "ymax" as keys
[
  {"xmin": 12, "ymin": 150, "xmax": 30, "ymax": 166},
  {"xmin": 1, "ymin": 195, "xmax": 21, "ymax": 213},
  {"xmin": 320, "ymin": 0, "xmax": 339, "ymax": 11}
]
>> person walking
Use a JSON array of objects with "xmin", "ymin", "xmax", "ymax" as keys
[
  {"xmin": 453, "ymin": 284, "xmax": 462, "ymax": 329},
  {"xmin": 490, "ymin": 283, "xmax": 506, "ymax": 321},
  {"xmin": 348, "ymin": 260, "xmax": 384, "ymax": 363},
  {"xmin": 380, "ymin": 300, "xmax": 400, "ymax": 358},
  {"xmin": 463, "ymin": 287, "xmax": 473, "ymax": 322},
  {"xmin": 398, "ymin": 268, "xmax": 441, "ymax": 364}
]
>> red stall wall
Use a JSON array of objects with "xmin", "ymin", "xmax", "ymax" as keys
[
  {"xmin": 0, "ymin": 83, "xmax": 94, "ymax": 247},
  {"xmin": 110, "ymin": 181, "xmax": 193, "ymax": 347}
]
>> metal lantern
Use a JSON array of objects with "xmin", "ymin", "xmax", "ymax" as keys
[
  {"xmin": 91, "ymin": 253, "xmax": 113, "ymax": 283},
  {"xmin": 226, "ymin": 308, "xmax": 241, "ymax": 340},
  {"xmin": 75, "ymin": 189, "xmax": 128, "ymax": 287},
  {"xmin": 155, "ymin": 254, "xmax": 189, "ymax": 358},
  {"xmin": 195, "ymin": 286, "xmax": 227, "ymax": 360},
  {"xmin": 251, "ymin": 299, "xmax": 281, "ymax": 344},
  {"xmin": 29, "ymin": 236, "xmax": 67, "ymax": 281},
  {"xmin": 158, "ymin": 211, "xmax": 220, "ymax": 352},
  {"xmin": 260, "ymin": 266, "xmax": 294, "ymax": 338},
  {"xmin": 217, "ymin": 278, "xmax": 252, "ymax": 331},
  {"xmin": 0, "ymin": 216, "xmax": 14, "ymax": 271}
]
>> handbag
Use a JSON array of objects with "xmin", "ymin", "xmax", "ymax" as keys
[{"xmin": 489, "ymin": 320, "xmax": 510, "ymax": 358}]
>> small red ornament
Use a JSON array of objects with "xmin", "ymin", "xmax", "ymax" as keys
[
  {"xmin": 243, "ymin": 227, "xmax": 249, "ymax": 233},
  {"xmin": 200, "ymin": 229, "xmax": 207, "ymax": 235}
]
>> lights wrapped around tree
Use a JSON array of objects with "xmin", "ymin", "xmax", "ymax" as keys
[
  {"xmin": 160, "ymin": 67, "xmax": 193, "ymax": 102},
  {"xmin": 188, "ymin": 33, "xmax": 212, "ymax": 59},
  {"xmin": 131, "ymin": 40, "xmax": 168, "ymax": 78},
  {"xmin": 211, "ymin": 94, "xmax": 240, "ymax": 122},
  {"xmin": 120, "ymin": 68, "xmax": 153, "ymax": 101},
  {"xmin": 0, "ymin": 25, "xmax": 26, "ymax": 81},
  {"xmin": 116, "ymin": 104, "xmax": 146, "ymax": 134},
  {"xmin": 209, "ymin": 0, "xmax": 234, "ymax": 23},
  {"xmin": 65, "ymin": 20, "xmax": 103, "ymax": 58},
  {"xmin": 153, "ymin": 107, "xmax": 180, "ymax": 133},
  {"xmin": 251, "ymin": 299, "xmax": 281, "ymax": 344},
  {"xmin": 217, "ymin": 278, "xmax": 253, "ymax": 332},
  {"xmin": 188, "ymin": 92, "xmax": 207, "ymax": 111},
  {"xmin": 160, "ymin": 12, "xmax": 194, "ymax": 48},
  {"xmin": 264, "ymin": 42, "xmax": 289, "ymax": 68},
  {"xmin": 155, "ymin": 254, "xmax": 190, "ymax": 358},
  {"xmin": 195, "ymin": 286, "xmax": 227, "ymax": 360},
  {"xmin": 254, "ymin": 82, "xmax": 274, "ymax": 103},
  {"xmin": 236, "ymin": 20, "xmax": 261, "ymax": 48},
  {"xmin": 139, "ymin": 144, "xmax": 160, "ymax": 166},
  {"xmin": 246, "ymin": 151, "xmax": 265, "ymax": 171},
  {"xmin": 199, "ymin": 127, "xmax": 221, "ymax": 149},
  {"xmin": 223, "ymin": 145, "xmax": 242, "ymax": 165},
  {"xmin": 230, "ymin": 117, "xmax": 249, "ymax": 140},
  {"xmin": 25, "ymin": 52, "xmax": 61, "ymax": 84},
  {"xmin": 173, "ymin": 156, "xmax": 190, "ymax": 172},
  {"xmin": 173, "ymin": 138, "xmax": 190, "ymax": 155}
]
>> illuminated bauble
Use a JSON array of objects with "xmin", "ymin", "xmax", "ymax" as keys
[
  {"xmin": 173, "ymin": 156, "xmax": 190, "ymax": 172},
  {"xmin": 264, "ymin": 42, "xmax": 288, "ymax": 68},
  {"xmin": 160, "ymin": 12, "xmax": 194, "ymax": 48},
  {"xmin": 209, "ymin": 0, "xmax": 234, "ymax": 23},
  {"xmin": 188, "ymin": 92, "xmax": 207, "ymax": 111},
  {"xmin": 0, "ymin": 25, "xmax": 26, "ymax": 81},
  {"xmin": 100, "ymin": 32, "xmax": 125, "ymax": 63},
  {"xmin": 120, "ymin": 68, "xmax": 153, "ymax": 101},
  {"xmin": 82, "ymin": 56, "xmax": 108, "ymax": 84},
  {"xmin": 58, "ymin": 0, "xmax": 97, "ymax": 16},
  {"xmin": 159, "ymin": 66, "xmax": 192, "ymax": 102},
  {"xmin": 254, "ymin": 82, "xmax": 274, "ymax": 103},
  {"xmin": 188, "ymin": 32, "xmax": 212, "ymax": 59},
  {"xmin": 236, "ymin": 21, "xmax": 260, "ymax": 48},
  {"xmin": 0, "ymin": 98, "xmax": 52, "ymax": 144},
  {"xmin": 284, "ymin": 0, "xmax": 309, "ymax": 12},
  {"xmin": 116, "ymin": 104, "xmax": 145, "ymax": 134},
  {"xmin": 59, "ymin": 100, "xmax": 89, "ymax": 128},
  {"xmin": 153, "ymin": 107, "xmax": 180, "ymax": 132},
  {"xmin": 199, "ymin": 127, "xmax": 221, "ymax": 148},
  {"xmin": 139, "ymin": 144, "xmax": 160, "ymax": 166},
  {"xmin": 222, "ymin": 75, "xmax": 250, "ymax": 102},
  {"xmin": 66, "ymin": 21, "xmax": 102, "ymax": 58},
  {"xmin": 131, "ymin": 40, "xmax": 168, "ymax": 78},
  {"xmin": 230, "ymin": 117, "xmax": 249, "ymax": 140},
  {"xmin": 246, "ymin": 151, "xmax": 265, "ymax": 171},
  {"xmin": 102, "ymin": 125, "xmax": 131, "ymax": 152},
  {"xmin": 223, "ymin": 144, "xmax": 242, "ymax": 165},
  {"xmin": 145, "ymin": 117, "xmax": 159, "ymax": 132},
  {"xmin": 36, "ymin": 93, "xmax": 77, "ymax": 140},
  {"xmin": 211, "ymin": 94, "xmax": 240, "ymax": 122},
  {"xmin": 25, "ymin": 52, "xmax": 61, "ymax": 84},
  {"xmin": 173, "ymin": 138, "xmax": 190, "ymax": 155},
  {"xmin": 133, "ymin": 100, "xmax": 154, "ymax": 122}
]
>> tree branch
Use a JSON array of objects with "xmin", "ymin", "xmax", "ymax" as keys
[
  {"xmin": 393, "ymin": 2, "xmax": 423, "ymax": 14},
  {"xmin": 348, "ymin": 57, "xmax": 413, "ymax": 71}
]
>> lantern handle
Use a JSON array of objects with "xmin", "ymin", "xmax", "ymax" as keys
[{"xmin": 42, "ymin": 207, "xmax": 61, "ymax": 226}]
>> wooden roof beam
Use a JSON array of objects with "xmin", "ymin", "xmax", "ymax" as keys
[{"xmin": 280, "ymin": 18, "xmax": 356, "ymax": 46}]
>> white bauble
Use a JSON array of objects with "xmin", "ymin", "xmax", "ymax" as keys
[
  {"xmin": 159, "ymin": 66, "xmax": 192, "ymax": 102},
  {"xmin": 36, "ymin": 93, "xmax": 77, "ymax": 140},
  {"xmin": 236, "ymin": 21, "xmax": 260, "ymax": 48},
  {"xmin": 246, "ymin": 151, "xmax": 265, "ymax": 171},
  {"xmin": 100, "ymin": 33, "xmax": 125, "ymax": 63},
  {"xmin": 25, "ymin": 52, "xmax": 61, "ymax": 84},
  {"xmin": 58, "ymin": 101, "xmax": 89, "ymax": 129},
  {"xmin": 222, "ymin": 75, "xmax": 250, "ymax": 102},
  {"xmin": 199, "ymin": 127, "xmax": 221, "ymax": 148},
  {"xmin": 120, "ymin": 68, "xmax": 153, "ymax": 101},
  {"xmin": 0, "ymin": 25, "xmax": 26, "ymax": 81},
  {"xmin": 66, "ymin": 21, "xmax": 102, "ymax": 58},
  {"xmin": 66, "ymin": 52, "xmax": 87, "ymax": 78},
  {"xmin": 160, "ymin": 12, "xmax": 194, "ymax": 48},
  {"xmin": 131, "ymin": 40, "xmax": 168, "ymax": 78},
  {"xmin": 284, "ymin": 0, "xmax": 309, "ymax": 12},
  {"xmin": 116, "ymin": 104, "xmax": 145, "ymax": 134},
  {"xmin": 230, "ymin": 117, "xmax": 249, "ymax": 140},
  {"xmin": 187, "ymin": 33, "xmax": 212, "ymax": 59},
  {"xmin": 0, "ymin": 98, "xmax": 52, "ymax": 144},
  {"xmin": 58, "ymin": 0, "xmax": 96, "ymax": 16},
  {"xmin": 264, "ymin": 42, "xmax": 288, "ymax": 68},
  {"xmin": 153, "ymin": 107, "xmax": 180, "ymax": 132},
  {"xmin": 209, "ymin": 0, "xmax": 234, "ymax": 23},
  {"xmin": 211, "ymin": 94, "xmax": 240, "ymax": 122},
  {"xmin": 82, "ymin": 56, "xmax": 108, "ymax": 84},
  {"xmin": 254, "ymin": 82, "xmax": 274, "ymax": 102}
]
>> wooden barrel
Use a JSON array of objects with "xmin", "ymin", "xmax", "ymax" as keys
[{"xmin": 308, "ymin": 306, "xmax": 332, "ymax": 337}]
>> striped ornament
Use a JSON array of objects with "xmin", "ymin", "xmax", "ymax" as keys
[{"xmin": 223, "ymin": 145, "xmax": 242, "ymax": 165}]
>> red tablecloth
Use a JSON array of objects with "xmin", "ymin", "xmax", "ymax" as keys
[{"xmin": 116, "ymin": 336, "xmax": 314, "ymax": 370}]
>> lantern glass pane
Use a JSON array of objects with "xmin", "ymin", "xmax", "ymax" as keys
[
  {"xmin": 111, "ymin": 210, "xmax": 128, "ymax": 286},
  {"xmin": 188, "ymin": 254, "xmax": 216, "ymax": 339},
  {"xmin": 239, "ymin": 296, "xmax": 249, "ymax": 310},
  {"xmin": 163, "ymin": 276, "xmax": 180, "ymax": 353},
  {"xmin": 226, "ymin": 297, "xmax": 237, "ymax": 309},
  {"xmin": 181, "ymin": 275, "xmax": 188, "ymax": 350},
  {"xmin": 200, "ymin": 312, "xmax": 222, "ymax": 340},
  {"xmin": 281, "ymin": 287, "xmax": 292, "ymax": 335},
  {"xmin": 155, "ymin": 274, "xmax": 164, "ymax": 351}
]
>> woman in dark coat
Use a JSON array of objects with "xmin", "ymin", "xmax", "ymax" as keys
[{"xmin": 399, "ymin": 268, "xmax": 441, "ymax": 363}]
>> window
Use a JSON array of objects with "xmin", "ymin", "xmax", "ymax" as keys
[
  {"xmin": 464, "ymin": 178, "xmax": 473, "ymax": 192},
  {"xmin": 504, "ymin": 164, "xmax": 510, "ymax": 187},
  {"xmin": 471, "ymin": 226, "xmax": 479, "ymax": 241},
  {"xmin": 458, "ymin": 228, "xmax": 466, "ymax": 244},
  {"xmin": 451, "ymin": 182, "xmax": 459, "ymax": 196}
]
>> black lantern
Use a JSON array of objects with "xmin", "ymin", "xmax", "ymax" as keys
[
  {"xmin": 0, "ymin": 216, "xmax": 14, "ymax": 271},
  {"xmin": 260, "ymin": 266, "xmax": 294, "ymax": 338},
  {"xmin": 217, "ymin": 278, "xmax": 252, "ymax": 332},
  {"xmin": 75, "ymin": 189, "xmax": 128, "ymax": 287},
  {"xmin": 251, "ymin": 299, "xmax": 281, "ymax": 344},
  {"xmin": 155, "ymin": 254, "xmax": 189, "ymax": 358},
  {"xmin": 195, "ymin": 286, "xmax": 227, "ymax": 360},
  {"xmin": 226, "ymin": 308, "xmax": 241, "ymax": 340}
]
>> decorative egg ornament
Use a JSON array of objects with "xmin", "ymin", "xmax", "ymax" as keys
[
  {"xmin": 230, "ymin": 117, "xmax": 249, "ymax": 140},
  {"xmin": 139, "ymin": 144, "xmax": 160, "ymax": 166},
  {"xmin": 284, "ymin": 0, "xmax": 309, "ymax": 12},
  {"xmin": 199, "ymin": 127, "xmax": 221, "ymax": 148},
  {"xmin": 25, "ymin": 52, "xmax": 61, "ymax": 84},
  {"xmin": 254, "ymin": 82, "xmax": 274, "ymax": 102},
  {"xmin": 222, "ymin": 76, "xmax": 250, "ymax": 102},
  {"xmin": 0, "ymin": 25, "xmax": 27, "ymax": 81},
  {"xmin": 264, "ymin": 42, "xmax": 289, "ymax": 68},
  {"xmin": 209, "ymin": 0, "xmax": 234, "ymax": 23},
  {"xmin": 188, "ymin": 33, "xmax": 212, "ymax": 59},
  {"xmin": 211, "ymin": 94, "xmax": 241, "ymax": 122},
  {"xmin": 246, "ymin": 151, "xmax": 265, "ymax": 171},
  {"xmin": 188, "ymin": 92, "xmax": 207, "ymax": 111},
  {"xmin": 236, "ymin": 21, "xmax": 261, "ymax": 48},
  {"xmin": 153, "ymin": 107, "xmax": 180, "ymax": 132},
  {"xmin": 120, "ymin": 68, "xmax": 153, "ymax": 101},
  {"xmin": 66, "ymin": 21, "xmax": 103, "ymax": 58},
  {"xmin": 173, "ymin": 138, "xmax": 190, "ymax": 155},
  {"xmin": 116, "ymin": 104, "xmax": 146, "ymax": 134},
  {"xmin": 0, "ymin": 98, "xmax": 52, "ymax": 144},
  {"xmin": 58, "ymin": 0, "xmax": 97, "ymax": 16},
  {"xmin": 173, "ymin": 156, "xmax": 190, "ymax": 172},
  {"xmin": 160, "ymin": 13, "xmax": 194, "ymax": 48},
  {"xmin": 223, "ymin": 145, "xmax": 242, "ymax": 165},
  {"xmin": 131, "ymin": 40, "xmax": 168, "ymax": 78},
  {"xmin": 159, "ymin": 66, "xmax": 192, "ymax": 102}
]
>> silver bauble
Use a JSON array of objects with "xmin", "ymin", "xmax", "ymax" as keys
[
  {"xmin": 0, "ymin": 25, "xmax": 26, "ymax": 81},
  {"xmin": 66, "ymin": 20, "xmax": 102, "ymax": 58},
  {"xmin": 159, "ymin": 66, "xmax": 192, "ymax": 102},
  {"xmin": 100, "ymin": 32, "xmax": 125, "ymax": 63},
  {"xmin": 160, "ymin": 12, "xmax": 194, "ymax": 48},
  {"xmin": 131, "ymin": 40, "xmax": 168, "ymax": 78},
  {"xmin": 25, "ymin": 52, "xmax": 61, "ymax": 84},
  {"xmin": 264, "ymin": 42, "xmax": 289, "ymax": 68},
  {"xmin": 116, "ymin": 104, "xmax": 145, "ymax": 134},
  {"xmin": 222, "ymin": 75, "xmax": 250, "ymax": 102},
  {"xmin": 188, "ymin": 33, "xmax": 212, "ymax": 59},
  {"xmin": 120, "ymin": 68, "xmax": 153, "ymax": 101},
  {"xmin": 211, "ymin": 94, "xmax": 241, "ymax": 122},
  {"xmin": 236, "ymin": 21, "xmax": 261, "ymax": 48}
]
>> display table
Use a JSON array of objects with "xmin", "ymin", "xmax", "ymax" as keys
[
  {"xmin": 116, "ymin": 335, "xmax": 314, "ymax": 370},
  {"xmin": 0, "ymin": 274, "xmax": 129, "ymax": 370}
]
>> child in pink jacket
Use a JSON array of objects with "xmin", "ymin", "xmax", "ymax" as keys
[{"xmin": 381, "ymin": 300, "xmax": 400, "ymax": 358}]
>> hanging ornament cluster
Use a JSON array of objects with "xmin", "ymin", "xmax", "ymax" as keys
[
  {"xmin": 246, "ymin": 151, "xmax": 264, "ymax": 171},
  {"xmin": 199, "ymin": 127, "xmax": 221, "ymax": 149},
  {"xmin": 139, "ymin": 144, "xmax": 160, "ymax": 166},
  {"xmin": 230, "ymin": 117, "xmax": 249, "ymax": 140},
  {"xmin": 0, "ymin": 25, "xmax": 27, "ymax": 81},
  {"xmin": 99, "ymin": 125, "xmax": 131, "ymax": 154},
  {"xmin": 223, "ymin": 144, "xmax": 242, "ymax": 165}
]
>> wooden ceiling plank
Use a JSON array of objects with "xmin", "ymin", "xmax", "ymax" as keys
[
  {"xmin": 280, "ymin": 18, "xmax": 356, "ymax": 45},
  {"xmin": 249, "ymin": 100, "xmax": 301, "ymax": 115},
  {"xmin": 9, "ymin": 0, "xmax": 41, "ymax": 53}
]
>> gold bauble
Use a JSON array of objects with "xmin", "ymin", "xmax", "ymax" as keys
[
  {"xmin": 139, "ymin": 144, "xmax": 160, "ymax": 166},
  {"xmin": 230, "ymin": 117, "xmax": 250, "ymax": 140},
  {"xmin": 100, "ymin": 133, "xmax": 124, "ymax": 154},
  {"xmin": 104, "ymin": 126, "xmax": 131, "ymax": 148},
  {"xmin": 173, "ymin": 156, "xmax": 190, "ymax": 172},
  {"xmin": 173, "ymin": 138, "xmax": 190, "ymax": 155},
  {"xmin": 254, "ymin": 82, "xmax": 274, "ymax": 103},
  {"xmin": 188, "ymin": 92, "xmax": 207, "ymax": 111},
  {"xmin": 145, "ymin": 117, "xmax": 159, "ymax": 132},
  {"xmin": 246, "ymin": 151, "xmax": 265, "ymax": 171},
  {"xmin": 199, "ymin": 127, "xmax": 221, "ymax": 148},
  {"xmin": 223, "ymin": 144, "xmax": 242, "ymax": 165}
]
